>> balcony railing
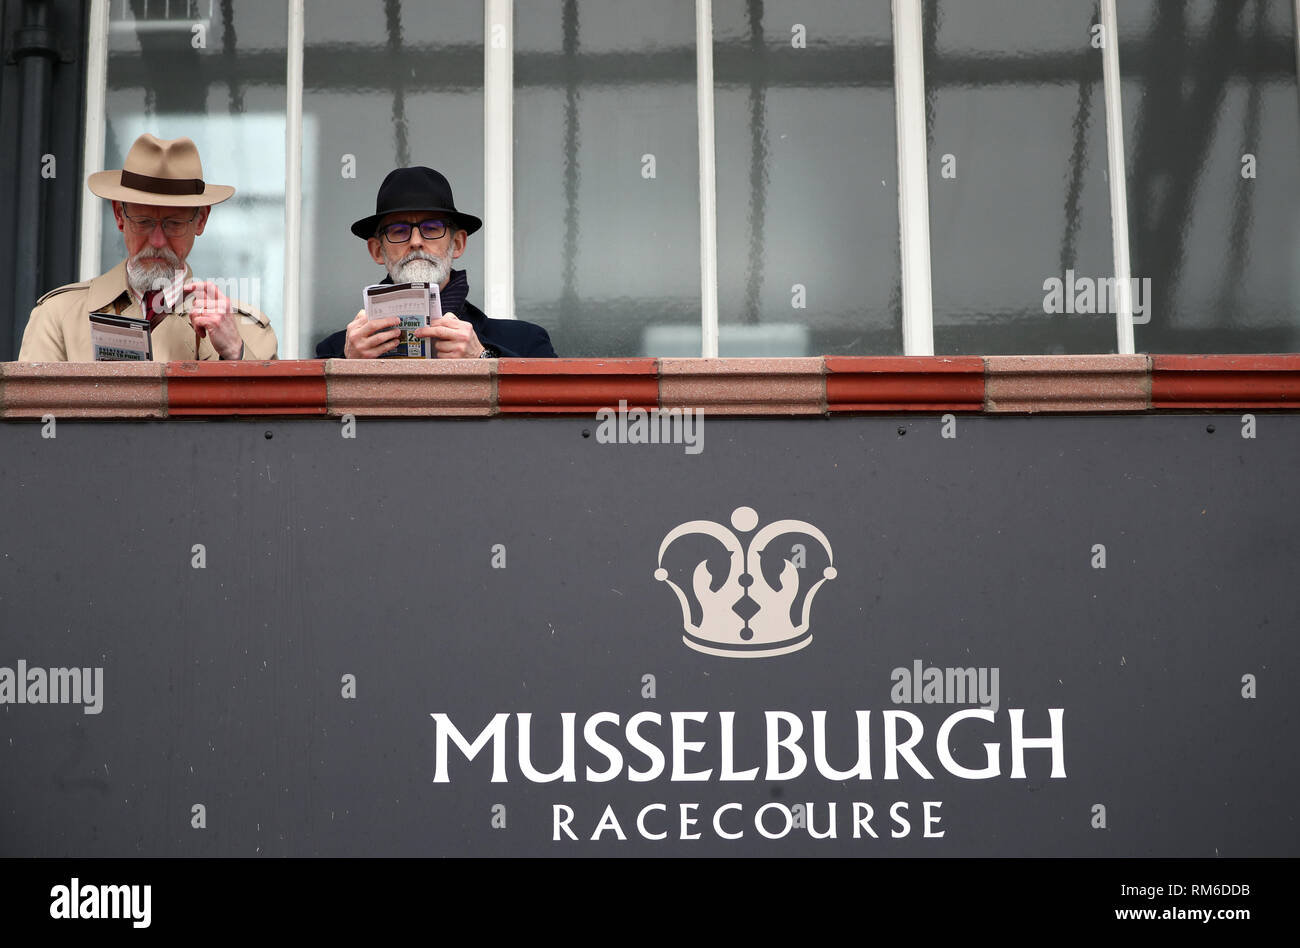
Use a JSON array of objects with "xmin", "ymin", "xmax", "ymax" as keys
[{"xmin": 2, "ymin": 355, "xmax": 1298, "ymax": 419}]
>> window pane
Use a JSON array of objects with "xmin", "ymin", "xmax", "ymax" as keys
[
  {"xmin": 1119, "ymin": 0, "xmax": 1300, "ymax": 353},
  {"xmin": 101, "ymin": 1, "xmax": 287, "ymax": 343},
  {"xmin": 514, "ymin": 0, "xmax": 700, "ymax": 357},
  {"xmin": 712, "ymin": 1, "xmax": 899, "ymax": 357},
  {"xmin": 301, "ymin": 1, "xmax": 484, "ymax": 358},
  {"xmin": 925, "ymin": 0, "xmax": 1116, "ymax": 354}
]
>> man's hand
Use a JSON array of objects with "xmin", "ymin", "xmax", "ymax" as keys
[
  {"xmin": 183, "ymin": 280, "xmax": 244, "ymax": 360},
  {"xmin": 415, "ymin": 313, "xmax": 485, "ymax": 359},
  {"xmin": 344, "ymin": 308, "xmax": 402, "ymax": 359}
]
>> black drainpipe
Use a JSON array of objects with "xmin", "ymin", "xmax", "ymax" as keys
[{"xmin": 7, "ymin": 0, "xmax": 66, "ymax": 356}]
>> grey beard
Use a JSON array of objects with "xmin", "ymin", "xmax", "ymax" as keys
[
  {"xmin": 126, "ymin": 250, "xmax": 184, "ymax": 300},
  {"xmin": 391, "ymin": 251, "xmax": 450, "ymax": 287}
]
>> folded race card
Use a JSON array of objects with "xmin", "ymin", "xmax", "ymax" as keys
[
  {"xmin": 89, "ymin": 312, "xmax": 153, "ymax": 361},
  {"xmin": 362, "ymin": 281, "xmax": 443, "ymax": 358}
]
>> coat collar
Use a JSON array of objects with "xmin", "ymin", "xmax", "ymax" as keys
[{"xmin": 86, "ymin": 260, "xmax": 129, "ymax": 311}]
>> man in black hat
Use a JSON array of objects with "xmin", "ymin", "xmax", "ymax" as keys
[{"xmin": 315, "ymin": 167, "xmax": 556, "ymax": 359}]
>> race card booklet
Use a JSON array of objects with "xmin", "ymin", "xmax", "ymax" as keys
[
  {"xmin": 89, "ymin": 312, "xmax": 153, "ymax": 361},
  {"xmin": 362, "ymin": 281, "xmax": 443, "ymax": 358}
]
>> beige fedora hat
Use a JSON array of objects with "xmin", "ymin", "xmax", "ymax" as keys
[{"xmin": 88, "ymin": 133, "xmax": 235, "ymax": 207}]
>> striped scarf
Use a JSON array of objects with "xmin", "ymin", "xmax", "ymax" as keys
[{"xmin": 439, "ymin": 269, "xmax": 470, "ymax": 318}]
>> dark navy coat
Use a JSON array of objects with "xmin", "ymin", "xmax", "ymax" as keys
[{"xmin": 314, "ymin": 277, "xmax": 557, "ymax": 358}]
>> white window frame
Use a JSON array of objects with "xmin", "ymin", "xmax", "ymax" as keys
[
  {"xmin": 1100, "ymin": 0, "xmax": 1136, "ymax": 354},
  {"xmin": 78, "ymin": 0, "xmax": 110, "ymax": 283},
  {"xmin": 284, "ymin": 0, "xmax": 304, "ymax": 358},
  {"xmin": 484, "ymin": 0, "xmax": 514, "ymax": 322},
  {"xmin": 892, "ymin": 0, "xmax": 936, "ymax": 355}
]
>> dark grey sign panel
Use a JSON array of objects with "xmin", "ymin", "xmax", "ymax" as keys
[{"xmin": 0, "ymin": 415, "xmax": 1295, "ymax": 856}]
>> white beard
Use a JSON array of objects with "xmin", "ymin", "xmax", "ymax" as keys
[
  {"xmin": 390, "ymin": 249, "xmax": 451, "ymax": 287},
  {"xmin": 125, "ymin": 246, "xmax": 184, "ymax": 301}
]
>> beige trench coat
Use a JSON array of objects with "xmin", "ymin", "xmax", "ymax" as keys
[{"xmin": 18, "ymin": 260, "xmax": 278, "ymax": 362}]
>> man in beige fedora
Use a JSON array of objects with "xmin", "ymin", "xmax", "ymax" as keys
[{"xmin": 19, "ymin": 133, "xmax": 277, "ymax": 362}]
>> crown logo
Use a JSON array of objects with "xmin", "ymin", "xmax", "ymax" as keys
[{"xmin": 653, "ymin": 506, "xmax": 836, "ymax": 658}]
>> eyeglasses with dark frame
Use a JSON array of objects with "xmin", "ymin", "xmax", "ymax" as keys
[
  {"xmin": 376, "ymin": 219, "xmax": 453, "ymax": 244},
  {"xmin": 121, "ymin": 208, "xmax": 200, "ymax": 237}
]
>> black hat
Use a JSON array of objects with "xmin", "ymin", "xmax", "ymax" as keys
[{"xmin": 350, "ymin": 166, "xmax": 483, "ymax": 239}]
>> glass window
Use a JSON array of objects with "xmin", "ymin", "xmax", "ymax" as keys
[
  {"xmin": 83, "ymin": 1, "xmax": 1300, "ymax": 363},
  {"xmin": 924, "ymin": 0, "xmax": 1117, "ymax": 355},
  {"xmin": 1119, "ymin": 0, "xmax": 1300, "ymax": 353},
  {"xmin": 301, "ymin": 0, "xmax": 485, "ymax": 357},
  {"xmin": 514, "ymin": 0, "xmax": 701, "ymax": 358},
  {"xmin": 713, "ymin": 0, "xmax": 900, "ymax": 357},
  {"xmin": 101, "ymin": 1, "xmax": 287, "ymax": 340}
]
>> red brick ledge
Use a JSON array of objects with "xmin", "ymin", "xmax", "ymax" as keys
[
  {"xmin": 827, "ymin": 356, "xmax": 984, "ymax": 411},
  {"xmin": 1151, "ymin": 355, "xmax": 1300, "ymax": 409},
  {"xmin": 497, "ymin": 358, "xmax": 658, "ymax": 414},
  {"xmin": 5, "ymin": 355, "xmax": 1300, "ymax": 419},
  {"xmin": 165, "ymin": 361, "xmax": 328, "ymax": 416}
]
